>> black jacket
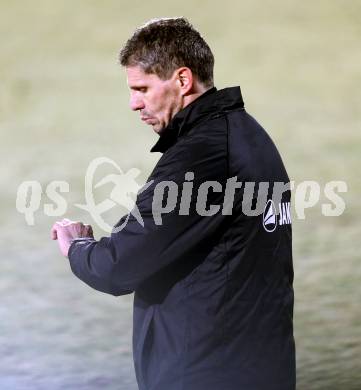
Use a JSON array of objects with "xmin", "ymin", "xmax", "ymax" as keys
[{"xmin": 69, "ymin": 87, "xmax": 296, "ymax": 390}]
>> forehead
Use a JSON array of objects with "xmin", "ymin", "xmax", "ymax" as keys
[{"xmin": 126, "ymin": 65, "xmax": 163, "ymax": 88}]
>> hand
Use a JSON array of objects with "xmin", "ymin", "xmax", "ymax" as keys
[{"xmin": 51, "ymin": 218, "xmax": 94, "ymax": 257}]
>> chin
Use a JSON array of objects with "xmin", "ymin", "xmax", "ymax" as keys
[{"xmin": 153, "ymin": 125, "xmax": 165, "ymax": 135}]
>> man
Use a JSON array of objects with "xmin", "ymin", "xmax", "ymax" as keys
[{"xmin": 51, "ymin": 17, "xmax": 296, "ymax": 390}]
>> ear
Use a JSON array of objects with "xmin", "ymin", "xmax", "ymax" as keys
[{"xmin": 175, "ymin": 67, "xmax": 194, "ymax": 96}]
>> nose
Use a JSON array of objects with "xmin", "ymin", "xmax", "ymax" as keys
[{"xmin": 129, "ymin": 92, "xmax": 145, "ymax": 111}]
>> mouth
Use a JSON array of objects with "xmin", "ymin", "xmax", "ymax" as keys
[{"xmin": 141, "ymin": 117, "xmax": 154, "ymax": 125}]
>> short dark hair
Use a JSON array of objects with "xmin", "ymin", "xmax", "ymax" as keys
[{"xmin": 119, "ymin": 17, "xmax": 214, "ymax": 87}]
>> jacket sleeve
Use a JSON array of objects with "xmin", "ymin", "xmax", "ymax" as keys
[{"xmin": 68, "ymin": 125, "xmax": 228, "ymax": 296}]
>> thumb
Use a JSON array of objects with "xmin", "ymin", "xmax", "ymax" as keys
[{"xmin": 50, "ymin": 223, "xmax": 58, "ymax": 240}]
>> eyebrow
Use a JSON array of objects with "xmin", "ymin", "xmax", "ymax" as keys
[{"xmin": 128, "ymin": 82, "xmax": 148, "ymax": 90}]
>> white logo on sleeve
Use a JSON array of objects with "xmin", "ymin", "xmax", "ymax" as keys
[
  {"xmin": 263, "ymin": 200, "xmax": 291, "ymax": 232},
  {"xmin": 263, "ymin": 200, "xmax": 277, "ymax": 232}
]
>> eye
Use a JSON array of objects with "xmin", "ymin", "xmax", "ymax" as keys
[{"xmin": 130, "ymin": 86, "xmax": 148, "ymax": 94}]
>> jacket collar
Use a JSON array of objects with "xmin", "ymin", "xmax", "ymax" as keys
[{"xmin": 150, "ymin": 86, "xmax": 244, "ymax": 153}]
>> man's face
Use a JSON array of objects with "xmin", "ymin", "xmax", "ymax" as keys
[{"xmin": 126, "ymin": 65, "xmax": 183, "ymax": 134}]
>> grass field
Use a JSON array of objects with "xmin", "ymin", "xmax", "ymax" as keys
[{"xmin": 1, "ymin": 1, "xmax": 360, "ymax": 389}]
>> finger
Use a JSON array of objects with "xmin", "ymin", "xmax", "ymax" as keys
[
  {"xmin": 69, "ymin": 220, "xmax": 84, "ymax": 227},
  {"xmin": 84, "ymin": 224, "xmax": 94, "ymax": 237},
  {"xmin": 50, "ymin": 224, "xmax": 58, "ymax": 240},
  {"xmin": 61, "ymin": 218, "xmax": 73, "ymax": 226}
]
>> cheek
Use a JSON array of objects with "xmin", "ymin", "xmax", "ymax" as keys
[
  {"xmin": 151, "ymin": 92, "xmax": 169, "ymax": 116},
  {"xmin": 146, "ymin": 92, "xmax": 161, "ymax": 112},
  {"xmin": 146, "ymin": 84, "xmax": 177, "ymax": 120},
  {"xmin": 160, "ymin": 88, "xmax": 178, "ymax": 113}
]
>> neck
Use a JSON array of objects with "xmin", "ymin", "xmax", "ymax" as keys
[{"xmin": 181, "ymin": 82, "xmax": 212, "ymax": 109}]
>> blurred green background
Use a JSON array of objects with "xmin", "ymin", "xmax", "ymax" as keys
[{"xmin": 1, "ymin": 1, "xmax": 360, "ymax": 389}]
